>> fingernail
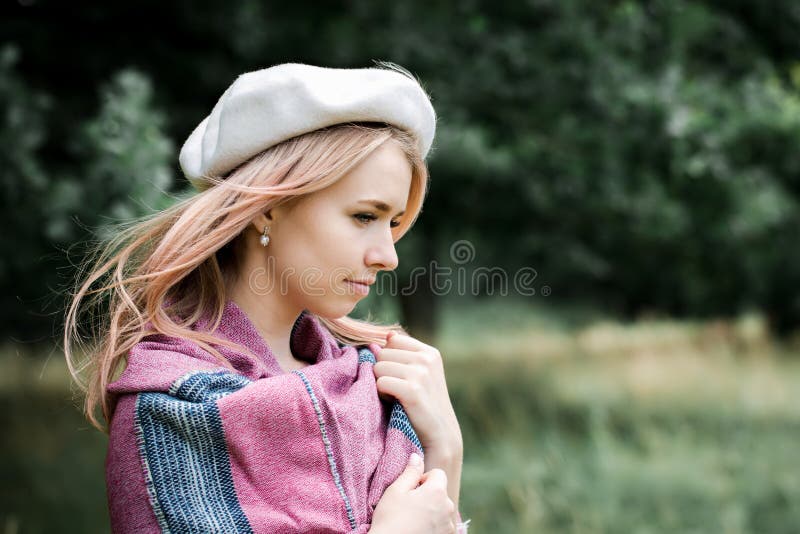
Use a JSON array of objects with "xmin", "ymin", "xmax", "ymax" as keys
[{"xmin": 409, "ymin": 453, "xmax": 421, "ymax": 466}]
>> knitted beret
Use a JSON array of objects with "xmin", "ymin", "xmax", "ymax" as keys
[{"xmin": 178, "ymin": 61, "xmax": 437, "ymax": 190}]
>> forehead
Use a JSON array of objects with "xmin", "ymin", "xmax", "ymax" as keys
[{"xmin": 317, "ymin": 140, "xmax": 413, "ymax": 205}]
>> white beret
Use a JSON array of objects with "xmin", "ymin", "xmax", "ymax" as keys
[{"xmin": 179, "ymin": 61, "xmax": 437, "ymax": 189}]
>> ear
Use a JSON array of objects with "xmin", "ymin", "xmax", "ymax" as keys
[
  {"xmin": 250, "ymin": 210, "xmax": 273, "ymax": 235},
  {"xmin": 250, "ymin": 198, "xmax": 296, "ymax": 234}
]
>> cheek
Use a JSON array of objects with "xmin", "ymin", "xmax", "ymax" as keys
[
  {"xmin": 293, "ymin": 208, "xmax": 353, "ymax": 246},
  {"xmin": 271, "ymin": 235, "xmax": 356, "ymax": 292},
  {"xmin": 299, "ymin": 215, "xmax": 362, "ymax": 264}
]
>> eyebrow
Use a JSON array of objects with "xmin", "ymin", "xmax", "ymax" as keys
[{"xmin": 357, "ymin": 199, "xmax": 405, "ymax": 217}]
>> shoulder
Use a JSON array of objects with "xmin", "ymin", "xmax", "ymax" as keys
[{"xmin": 108, "ymin": 334, "xmax": 233, "ymax": 399}]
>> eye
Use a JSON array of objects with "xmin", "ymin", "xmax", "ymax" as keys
[
  {"xmin": 354, "ymin": 213, "xmax": 402, "ymax": 228},
  {"xmin": 354, "ymin": 213, "xmax": 377, "ymax": 224}
]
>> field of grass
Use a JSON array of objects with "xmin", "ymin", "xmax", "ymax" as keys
[
  {"xmin": 2, "ymin": 297, "xmax": 800, "ymax": 533},
  {"xmin": 439, "ymin": 298, "xmax": 800, "ymax": 533}
]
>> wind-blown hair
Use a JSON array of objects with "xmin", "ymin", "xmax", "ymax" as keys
[{"xmin": 63, "ymin": 122, "xmax": 429, "ymax": 433}]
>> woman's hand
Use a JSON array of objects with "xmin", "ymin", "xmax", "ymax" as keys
[
  {"xmin": 373, "ymin": 332, "xmax": 463, "ymax": 459},
  {"xmin": 370, "ymin": 453, "xmax": 456, "ymax": 534}
]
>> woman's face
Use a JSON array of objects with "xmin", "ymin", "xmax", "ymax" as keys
[{"xmin": 254, "ymin": 139, "xmax": 412, "ymax": 318}]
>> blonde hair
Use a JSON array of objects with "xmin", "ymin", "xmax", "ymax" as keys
[{"xmin": 63, "ymin": 122, "xmax": 429, "ymax": 433}]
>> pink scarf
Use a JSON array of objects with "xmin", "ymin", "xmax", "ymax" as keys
[{"xmin": 105, "ymin": 299, "xmax": 466, "ymax": 532}]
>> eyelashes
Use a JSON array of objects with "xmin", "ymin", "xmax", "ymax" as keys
[{"xmin": 354, "ymin": 213, "xmax": 401, "ymax": 228}]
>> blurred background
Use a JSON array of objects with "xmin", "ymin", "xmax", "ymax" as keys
[{"xmin": 3, "ymin": 1, "xmax": 800, "ymax": 532}]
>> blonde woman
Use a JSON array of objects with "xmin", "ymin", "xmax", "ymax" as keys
[{"xmin": 64, "ymin": 62, "xmax": 469, "ymax": 533}]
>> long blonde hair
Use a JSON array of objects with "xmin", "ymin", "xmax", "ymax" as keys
[{"xmin": 63, "ymin": 122, "xmax": 429, "ymax": 433}]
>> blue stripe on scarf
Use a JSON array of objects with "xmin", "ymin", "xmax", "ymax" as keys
[
  {"xmin": 134, "ymin": 369, "xmax": 255, "ymax": 533},
  {"xmin": 357, "ymin": 347, "xmax": 376, "ymax": 364},
  {"xmin": 357, "ymin": 347, "xmax": 424, "ymax": 452},
  {"xmin": 388, "ymin": 402, "xmax": 423, "ymax": 452}
]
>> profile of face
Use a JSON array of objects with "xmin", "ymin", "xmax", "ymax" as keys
[{"xmin": 246, "ymin": 139, "xmax": 413, "ymax": 319}]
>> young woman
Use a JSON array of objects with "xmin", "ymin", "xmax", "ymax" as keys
[{"xmin": 64, "ymin": 62, "xmax": 469, "ymax": 533}]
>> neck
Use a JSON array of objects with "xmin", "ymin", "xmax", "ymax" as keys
[{"xmin": 227, "ymin": 273, "xmax": 304, "ymax": 367}]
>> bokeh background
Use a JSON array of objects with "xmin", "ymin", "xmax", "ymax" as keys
[{"xmin": 3, "ymin": 1, "xmax": 800, "ymax": 532}]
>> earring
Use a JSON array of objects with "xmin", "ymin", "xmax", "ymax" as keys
[{"xmin": 259, "ymin": 225, "xmax": 271, "ymax": 247}]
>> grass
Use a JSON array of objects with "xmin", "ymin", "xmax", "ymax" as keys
[
  {"xmin": 2, "ymin": 296, "xmax": 800, "ymax": 532},
  {"xmin": 437, "ymin": 297, "xmax": 800, "ymax": 533}
]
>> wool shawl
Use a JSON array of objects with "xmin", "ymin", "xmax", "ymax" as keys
[{"xmin": 104, "ymin": 299, "xmax": 469, "ymax": 533}]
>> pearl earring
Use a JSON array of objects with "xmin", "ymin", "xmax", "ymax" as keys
[{"xmin": 259, "ymin": 225, "xmax": 271, "ymax": 247}]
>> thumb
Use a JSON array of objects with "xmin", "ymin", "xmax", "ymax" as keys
[
  {"xmin": 385, "ymin": 330, "xmax": 397, "ymax": 345},
  {"xmin": 388, "ymin": 453, "xmax": 424, "ymax": 492}
]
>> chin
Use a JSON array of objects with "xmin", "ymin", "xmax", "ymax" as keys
[{"xmin": 305, "ymin": 298, "xmax": 358, "ymax": 320}]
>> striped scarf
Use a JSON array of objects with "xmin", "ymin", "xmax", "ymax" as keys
[{"xmin": 105, "ymin": 299, "xmax": 467, "ymax": 532}]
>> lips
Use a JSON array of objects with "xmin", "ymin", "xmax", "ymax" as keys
[
  {"xmin": 344, "ymin": 278, "xmax": 373, "ymax": 295},
  {"xmin": 345, "ymin": 278, "xmax": 375, "ymax": 286}
]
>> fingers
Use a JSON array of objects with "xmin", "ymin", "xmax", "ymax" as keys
[
  {"xmin": 385, "ymin": 331, "xmax": 432, "ymax": 353},
  {"xmin": 373, "ymin": 360, "xmax": 418, "ymax": 380},
  {"xmin": 382, "ymin": 333, "xmax": 443, "ymax": 372},
  {"xmin": 375, "ymin": 347, "xmax": 418, "ymax": 365},
  {"xmin": 375, "ymin": 375, "xmax": 411, "ymax": 402},
  {"xmin": 389, "ymin": 453, "xmax": 425, "ymax": 493},
  {"xmin": 417, "ymin": 467, "xmax": 448, "ymax": 489}
]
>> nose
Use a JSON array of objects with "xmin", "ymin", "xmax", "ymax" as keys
[{"xmin": 365, "ymin": 232, "xmax": 399, "ymax": 272}]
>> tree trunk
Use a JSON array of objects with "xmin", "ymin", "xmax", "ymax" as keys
[{"xmin": 399, "ymin": 286, "xmax": 439, "ymax": 344}]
